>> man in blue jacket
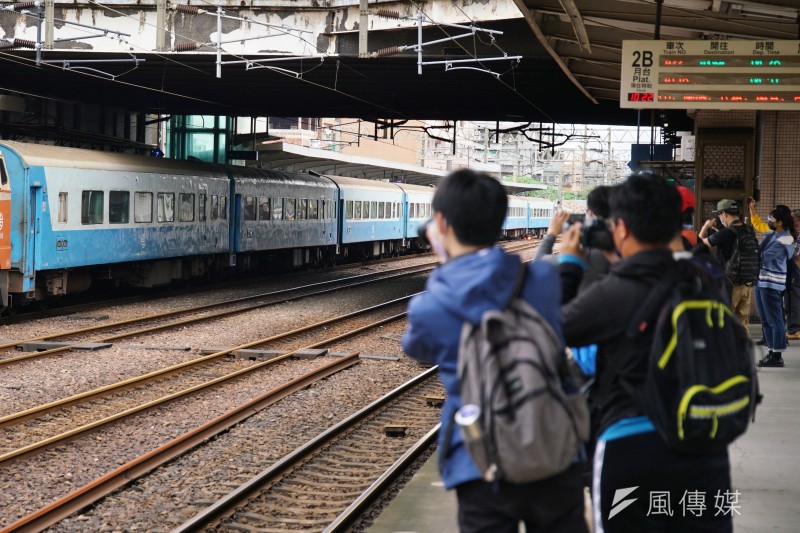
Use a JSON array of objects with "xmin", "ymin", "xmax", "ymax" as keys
[{"xmin": 402, "ymin": 168, "xmax": 587, "ymax": 533}]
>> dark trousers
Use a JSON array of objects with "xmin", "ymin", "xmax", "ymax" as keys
[
  {"xmin": 455, "ymin": 464, "xmax": 588, "ymax": 533},
  {"xmin": 785, "ymin": 261, "xmax": 800, "ymax": 333},
  {"xmin": 593, "ymin": 431, "xmax": 733, "ymax": 533}
]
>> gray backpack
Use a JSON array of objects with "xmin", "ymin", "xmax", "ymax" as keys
[{"xmin": 457, "ymin": 265, "xmax": 590, "ymax": 484}]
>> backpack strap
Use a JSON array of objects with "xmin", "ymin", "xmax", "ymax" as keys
[
  {"xmin": 625, "ymin": 264, "xmax": 683, "ymax": 339},
  {"xmin": 512, "ymin": 259, "xmax": 528, "ymax": 300}
]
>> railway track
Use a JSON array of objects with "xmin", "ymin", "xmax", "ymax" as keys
[
  {"xmin": 1, "ymin": 367, "xmax": 442, "ymax": 533},
  {"xmin": 0, "ymin": 262, "xmax": 433, "ymax": 367},
  {"xmin": 0, "ymin": 241, "xmax": 537, "ymax": 369},
  {"xmin": 0, "ymin": 296, "xmax": 415, "ymax": 467},
  {"xmin": 174, "ymin": 368, "xmax": 441, "ymax": 533}
]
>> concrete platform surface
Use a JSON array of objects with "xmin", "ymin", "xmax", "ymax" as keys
[{"xmin": 369, "ymin": 328, "xmax": 800, "ymax": 532}]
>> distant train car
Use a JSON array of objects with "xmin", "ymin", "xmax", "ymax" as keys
[
  {"xmin": 228, "ymin": 167, "xmax": 338, "ymax": 268},
  {"xmin": 526, "ymin": 196, "xmax": 555, "ymax": 237},
  {"xmin": 326, "ymin": 175, "xmax": 404, "ymax": 258},
  {"xmin": 0, "ymin": 141, "xmax": 233, "ymax": 307},
  {"xmin": 395, "ymin": 182, "xmax": 435, "ymax": 247}
]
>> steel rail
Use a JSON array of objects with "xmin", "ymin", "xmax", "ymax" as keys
[
  {"xmin": 0, "ymin": 262, "xmax": 433, "ymax": 366},
  {"xmin": 172, "ymin": 366, "xmax": 439, "ymax": 533},
  {"xmin": 0, "ymin": 308, "xmax": 410, "ymax": 465},
  {"xmin": 0, "ymin": 353, "xmax": 361, "ymax": 533}
]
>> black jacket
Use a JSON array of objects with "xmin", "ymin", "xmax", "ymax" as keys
[{"xmin": 562, "ymin": 248, "xmax": 676, "ymax": 436}]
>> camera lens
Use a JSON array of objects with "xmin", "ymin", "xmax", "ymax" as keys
[{"xmin": 417, "ymin": 219, "xmax": 431, "ymax": 246}]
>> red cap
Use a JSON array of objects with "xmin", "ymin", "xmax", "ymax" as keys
[{"xmin": 677, "ymin": 186, "xmax": 695, "ymax": 213}]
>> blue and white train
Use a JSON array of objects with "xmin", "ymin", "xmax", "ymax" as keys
[{"xmin": 0, "ymin": 141, "xmax": 554, "ymax": 309}]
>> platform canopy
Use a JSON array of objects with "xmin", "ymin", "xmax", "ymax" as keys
[{"xmin": 251, "ymin": 142, "xmax": 544, "ymax": 194}]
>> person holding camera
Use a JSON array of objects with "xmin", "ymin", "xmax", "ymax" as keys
[
  {"xmin": 401, "ymin": 168, "xmax": 587, "ymax": 533},
  {"xmin": 558, "ymin": 174, "xmax": 733, "ymax": 532},
  {"xmin": 534, "ymin": 185, "xmax": 617, "ymax": 294}
]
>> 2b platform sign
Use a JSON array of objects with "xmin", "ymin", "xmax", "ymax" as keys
[{"xmin": 621, "ymin": 40, "xmax": 800, "ymax": 110}]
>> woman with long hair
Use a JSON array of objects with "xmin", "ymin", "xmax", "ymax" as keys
[{"xmin": 754, "ymin": 204, "xmax": 796, "ymax": 367}]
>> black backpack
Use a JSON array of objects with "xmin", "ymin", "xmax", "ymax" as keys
[
  {"xmin": 726, "ymin": 223, "xmax": 760, "ymax": 285},
  {"xmin": 627, "ymin": 259, "xmax": 761, "ymax": 453}
]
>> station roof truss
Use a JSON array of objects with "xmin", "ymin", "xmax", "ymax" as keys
[{"xmin": 0, "ymin": 0, "xmax": 797, "ymax": 127}]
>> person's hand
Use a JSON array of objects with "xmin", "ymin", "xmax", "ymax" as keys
[
  {"xmin": 560, "ymin": 223, "xmax": 584, "ymax": 259},
  {"xmin": 747, "ymin": 197, "xmax": 756, "ymax": 211},
  {"xmin": 547, "ymin": 211, "xmax": 570, "ymax": 237},
  {"xmin": 701, "ymin": 219, "xmax": 715, "ymax": 230}
]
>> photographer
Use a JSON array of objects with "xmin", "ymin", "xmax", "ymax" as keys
[
  {"xmin": 535, "ymin": 185, "xmax": 617, "ymax": 295},
  {"xmin": 401, "ymin": 169, "xmax": 587, "ymax": 532},
  {"xmin": 558, "ymin": 174, "xmax": 733, "ymax": 532}
]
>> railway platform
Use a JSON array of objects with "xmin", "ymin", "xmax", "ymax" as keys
[{"xmin": 369, "ymin": 325, "xmax": 800, "ymax": 532}]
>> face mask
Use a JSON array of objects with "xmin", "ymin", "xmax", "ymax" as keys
[{"xmin": 768, "ymin": 221, "xmax": 777, "ymax": 231}]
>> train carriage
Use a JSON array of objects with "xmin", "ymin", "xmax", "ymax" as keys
[
  {"xmin": 0, "ymin": 141, "xmax": 232, "ymax": 306},
  {"xmin": 395, "ymin": 183, "xmax": 434, "ymax": 247},
  {"xmin": 326, "ymin": 175, "xmax": 404, "ymax": 257},
  {"xmin": 527, "ymin": 197, "xmax": 554, "ymax": 237},
  {"xmin": 227, "ymin": 167, "xmax": 338, "ymax": 268}
]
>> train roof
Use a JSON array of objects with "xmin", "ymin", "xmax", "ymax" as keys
[
  {"xmin": 229, "ymin": 167, "xmax": 336, "ymax": 187},
  {"xmin": 394, "ymin": 182, "xmax": 436, "ymax": 195},
  {"xmin": 322, "ymin": 174, "xmax": 403, "ymax": 193},
  {"xmin": 0, "ymin": 141, "xmax": 227, "ymax": 177}
]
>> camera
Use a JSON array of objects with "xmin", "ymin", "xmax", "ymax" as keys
[
  {"xmin": 581, "ymin": 217, "xmax": 615, "ymax": 251},
  {"xmin": 565, "ymin": 213, "xmax": 614, "ymax": 252},
  {"xmin": 417, "ymin": 218, "xmax": 431, "ymax": 247}
]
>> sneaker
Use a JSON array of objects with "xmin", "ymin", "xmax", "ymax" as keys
[
  {"xmin": 787, "ymin": 331, "xmax": 800, "ymax": 340},
  {"xmin": 758, "ymin": 352, "xmax": 785, "ymax": 368}
]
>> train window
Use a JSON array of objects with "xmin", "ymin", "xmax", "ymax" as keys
[
  {"xmin": 243, "ymin": 195, "xmax": 256, "ymax": 221},
  {"xmin": 378, "ymin": 201, "xmax": 385, "ymax": 219},
  {"xmin": 297, "ymin": 199, "xmax": 307, "ymax": 220},
  {"xmin": 135, "ymin": 192, "xmax": 153, "ymax": 223},
  {"xmin": 320, "ymin": 200, "xmax": 326, "ymax": 220},
  {"xmin": 58, "ymin": 192, "xmax": 68, "ymax": 224},
  {"xmin": 220, "ymin": 196, "xmax": 228, "ymax": 220},
  {"xmin": 346, "ymin": 201, "xmax": 353, "ymax": 219},
  {"xmin": 199, "ymin": 194, "xmax": 207, "ymax": 222},
  {"xmin": 258, "ymin": 197, "xmax": 270, "ymax": 221},
  {"xmin": 354, "ymin": 201, "xmax": 362, "ymax": 219},
  {"xmin": 157, "ymin": 193, "xmax": 175, "ymax": 223},
  {"xmin": 210, "ymin": 195, "xmax": 219, "ymax": 220},
  {"xmin": 179, "ymin": 193, "xmax": 195, "ymax": 222},
  {"xmin": 284, "ymin": 198, "xmax": 296, "ymax": 221},
  {"xmin": 272, "ymin": 198, "xmax": 283, "ymax": 220},
  {"xmin": 81, "ymin": 190, "xmax": 104, "ymax": 225},
  {"xmin": 308, "ymin": 199, "xmax": 318, "ymax": 220},
  {"xmin": 368, "ymin": 201, "xmax": 375, "ymax": 219},
  {"xmin": 330, "ymin": 200, "xmax": 335, "ymax": 219},
  {"xmin": 0, "ymin": 157, "xmax": 7, "ymax": 186},
  {"xmin": 109, "ymin": 191, "xmax": 130, "ymax": 224}
]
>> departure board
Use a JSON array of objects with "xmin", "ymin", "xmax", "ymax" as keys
[{"xmin": 621, "ymin": 40, "xmax": 800, "ymax": 109}]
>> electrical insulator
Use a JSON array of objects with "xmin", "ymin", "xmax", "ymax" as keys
[
  {"xmin": 375, "ymin": 46, "xmax": 400, "ymax": 57},
  {"xmin": 174, "ymin": 4, "xmax": 202, "ymax": 14},
  {"xmin": 12, "ymin": 38, "xmax": 36, "ymax": 49},
  {"xmin": 374, "ymin": 9, "xmax": 400, "ymax": 19},
  {"xmin": 11, "ymin": 2, "xmax": 37, "ymax": 10},
  {"xmin": 173, "ymin": 42, "xmax": 202, "ymax": 52}
]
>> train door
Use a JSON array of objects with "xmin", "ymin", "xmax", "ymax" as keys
[
  {"xmin": 23, "ymin": 183, "xmax": 42, "ymax": 298},
  {"xmin": 231, "ymin": 193, "xmax": 242, "ymax": 266},
  {"xmin": 0, "ymin": 156, "xmax": 10, "ymax": 309}
]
